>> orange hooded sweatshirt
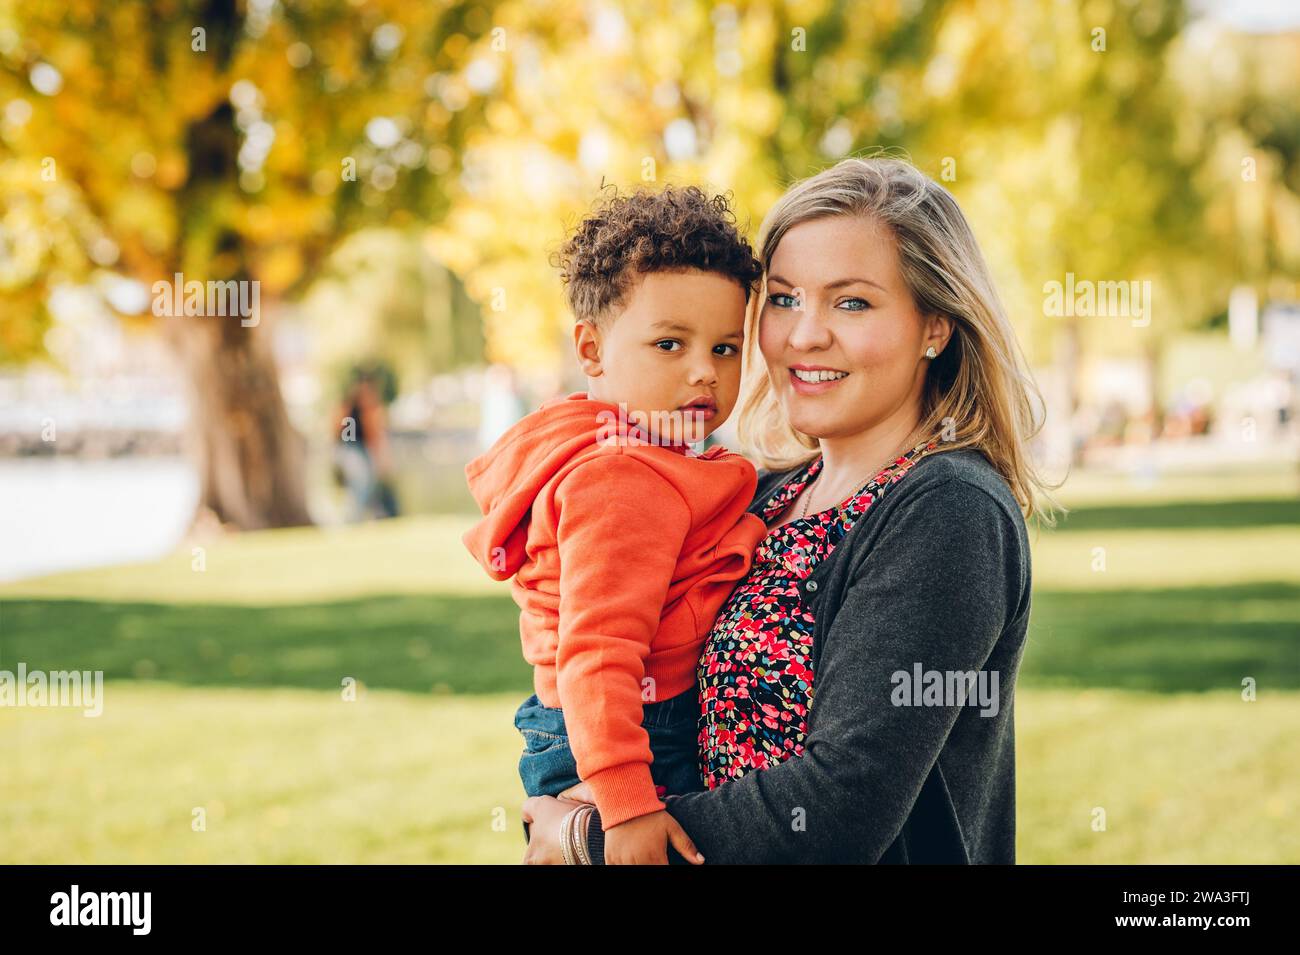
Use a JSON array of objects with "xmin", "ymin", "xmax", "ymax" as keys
[{"xmin": 463, "ymin": 392, "xmax": 766, "ymax": 829}]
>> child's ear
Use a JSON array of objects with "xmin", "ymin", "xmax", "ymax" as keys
[{"xmin": 573, "ymin": 320, "xmax": 604, "ymax": 377}]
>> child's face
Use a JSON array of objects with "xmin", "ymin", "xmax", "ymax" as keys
[{"xmin": 575, "ymin": 268, "xmax": 747, "ymax": 444}]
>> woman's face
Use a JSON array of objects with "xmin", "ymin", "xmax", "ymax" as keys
[{"xmin": 758, "ymin": 215, "xmax": 946, "ymax": 442}]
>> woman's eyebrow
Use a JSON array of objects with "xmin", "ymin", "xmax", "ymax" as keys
[
  {"xmin": 827, "ymin": 277, "xmax": 887, "ymax": 293},
  {"xmin": 768, "ymin": 274, "xmax": 886, "ymax": 293}
]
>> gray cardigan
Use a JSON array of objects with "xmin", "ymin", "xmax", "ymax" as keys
[{"xmin": 585, "ymin": 447, "xmax": 1032, "ymax": 864}]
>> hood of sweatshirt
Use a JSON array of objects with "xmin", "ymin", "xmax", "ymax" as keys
[{"xmin": 463, "ymin": 392, "xmax": 627, "ymax": 580}]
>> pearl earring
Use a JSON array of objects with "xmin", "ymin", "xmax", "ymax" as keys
[{"xmin": 925, "ymin": 346, "xmax": 938, "ymax": 359}]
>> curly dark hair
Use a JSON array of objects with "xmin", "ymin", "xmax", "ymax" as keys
[{"xmin": 551, "ymin": 184, "xmax": 762, "ymax": 323}]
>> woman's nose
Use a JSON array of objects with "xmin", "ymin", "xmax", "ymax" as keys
[{"xmin": 787, "ymin": 302, "xmax": 833, "ymax": 351}]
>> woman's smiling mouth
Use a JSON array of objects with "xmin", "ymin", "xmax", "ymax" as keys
[{"xmin": 789, "ymin": 364, "xmax": 850, "ymax": 394}]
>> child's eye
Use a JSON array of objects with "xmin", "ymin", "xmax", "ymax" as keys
[
  {"xmin": 769, "ymin": 292, "xmax": 800, "ymax": 309},
  {"xmin": 838, "ymin": 297, "xmax": 870, "ymax": 311},
  {"xmin": 653, "ymin": 339, "xmax": 683, "ymax": 352},
  {"xmin": 714, "ymin": 343, "xmax": 740, "ymax": 356}
]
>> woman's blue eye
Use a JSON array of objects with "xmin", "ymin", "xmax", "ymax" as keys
[
  {"xmin": 654, "ymin": 339, "xmax": 682, "ymax": 352},
  {"xmin": 769, "ymin": 293, "xmax": 799, "ymax": 308},
  {"xmin": 838, "ymin": 297, "xmax": 870, "ymax": 311}
]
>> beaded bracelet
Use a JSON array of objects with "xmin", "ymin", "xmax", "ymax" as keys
[
  {"xmin": 559, "ymin": 806, "xmax": 579, "ymax": 865},
  {"xmin": 573, "ymin": 805, "xmax": 595, "ymax": 865}
]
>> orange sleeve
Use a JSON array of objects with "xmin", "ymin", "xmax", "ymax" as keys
[{"xmin": 553, "ymin": 452, "xmax": 693, "ymax": 829}]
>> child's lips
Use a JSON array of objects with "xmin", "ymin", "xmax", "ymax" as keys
[
  {"xmin": 680, "ymin": 399, "xmax": 717, "ymax": 420},
  {"xmin": 681, "ymin": 392, "xmax": 716, "ymax": 409}
]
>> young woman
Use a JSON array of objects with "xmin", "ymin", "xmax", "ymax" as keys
[{"xmin": 522, "ymin": 155, "xmax": 1055, "ymax": 864}]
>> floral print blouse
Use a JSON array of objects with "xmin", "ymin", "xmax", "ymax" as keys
[{"xmin": 697, "ymin": 439, "xmax": 939, "ymax": 788}]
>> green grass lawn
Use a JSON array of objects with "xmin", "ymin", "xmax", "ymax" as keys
[
  {"xmin": 1, "ymin": 467, "xmax": 1297, "ymax": 863},
  {"xmin": 2, "ymin": 684, "xmax": 1294, "ymax": 864}
]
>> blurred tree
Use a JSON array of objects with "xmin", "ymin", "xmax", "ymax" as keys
[
  {"xmin": 427, "ymin": 0, "xmax": 949, "ymax": 368},
  {"xmin": 0, "ymin": 0, "xmax": 494, "ymax": 528},
  {"xmin": 434, "ymin": 0, "xmax": 1298, "ymax": 461},
  {"xmin": 300, "ymin": 227, "xmax": 483, "ymax": 394},
  {"xmin": 0, "ymin": 155, "xmax": 102, "ymax": 361},
  {"xmin": 4, "ymin": 0, "xmax": 1297, "ymax": 500},
  {"xmin": 1175, "ymin": 26, "xmax": 1300, "ymax": 297},
  {"xmin": 908, "ymin": 0, "xmax": 1211, "ymax": 449}
]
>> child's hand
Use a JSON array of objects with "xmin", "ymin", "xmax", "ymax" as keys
[
  {"xmin": 604, "ymin": 808, "xmax": 704, "ymax": 865},
  {"xmin": 557, "ymin": 781, "xmax": 596, "ymax": 803}
]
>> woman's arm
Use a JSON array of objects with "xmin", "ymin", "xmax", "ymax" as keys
[{"xmin": 580, "ymin": 475, "xmax": 1027, "ymax": 863}]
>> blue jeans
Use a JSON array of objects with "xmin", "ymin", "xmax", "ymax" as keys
[{"xmin": 515, "ymin": 686, "xmax": 705, "ymax": 841}]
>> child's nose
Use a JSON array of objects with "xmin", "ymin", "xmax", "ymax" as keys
[{"xmin": 688, "ymin": 359, "xmax": 719, "ymax": 386}]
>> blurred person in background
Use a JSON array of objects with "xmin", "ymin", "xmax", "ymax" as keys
[{"xmin": 333, "ymin": 364, "xmax": 400, "ymax": 521}]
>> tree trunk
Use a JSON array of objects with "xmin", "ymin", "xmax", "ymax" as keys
[
  {"xmin": 1143, "ymin": 338, "xmax": 1164, "ymax": 434},
  {"xmin": 1058, "ymin": 317, "xmax": 1083, "ymax": 467},
  {"xmin": 167, "ymin": 309, "xmax": 313, "ymax": 531},
  {"xmin": 165, "ymin": 2, "xmax": 311, "ymax": 532}
]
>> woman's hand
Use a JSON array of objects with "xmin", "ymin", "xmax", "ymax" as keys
[{"xmin": 520, "ymin": 795, "xmax": 587, "ymax": 864}]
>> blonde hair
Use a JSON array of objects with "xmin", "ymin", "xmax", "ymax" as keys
[{"xmin": 737, "ymin": 154, "xmax": 1060, "ymax": 524}]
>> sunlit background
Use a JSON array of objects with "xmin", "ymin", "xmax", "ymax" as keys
[{"xmin": 1, "ymin": 0, "xmax": 1297, "ymax": 863}]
